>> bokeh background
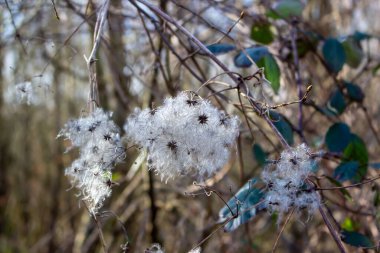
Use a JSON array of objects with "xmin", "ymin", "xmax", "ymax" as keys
[{"xmin": 1, "ymin": 0, "xmax": 380, "ymax": 252}]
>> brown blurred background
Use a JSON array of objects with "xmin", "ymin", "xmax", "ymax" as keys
[{"xmin": 1, "ymin": 0, "xmax": 380, "ymax": 252}]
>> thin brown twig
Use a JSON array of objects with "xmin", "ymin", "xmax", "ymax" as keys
[
  {"xmin": 4, "ymin": 0, "xmax": 28, "ymax": 54},
  {"xmin": 272, "ymin": 208, "xmax": 295, "ymax": 253},
  {"xmin": 188, "ymin": 216, "xmax": 234, "ymax": 252},
  {"xmin": 318, "ymin": 204, "xmax": 347, "ymax": 253},
  {"xmin": 131, "ymin": 1, "xmax": 279, "ymax": 152},
  {"xmin": 84, "ymin": 0, "xmax": 110, "ymax": 112},
  {"xmin": 38, "ymin": 11, "xmax": 97, "ymax": 76},
  {"xmin": 188, "ymin": 199, "xmax": 266, "ymax": 252},
  {"xmin": 83, "ymin": 203, "xmax": 108, "ymax": 253},
  {"xmin": 322, "ymin": 194, "xmax": 374, "ymax": 217},
  {"xmin": 50, "ymin": 0, "xmax": 60, "ymax": 20},
  {"xmin": 265, "ymin": 85, "xmax": 313, "ymax": 110},
  {"xmin": 361, "ymin": 105, "xmax": 380, "ymax": 145},
  {"xmin": 134, "ymin": 0, "xmax": 290, "ymax": 149},
  {"xmin": 136, "ymin": 8, "xmax": 173, "ymax": 95},
  {"xmin": 316, "ymin": 175, "xmax": 380, "ymax": 191},
  {"xmin": 186, "ymin": 183, "xmax": 237, "ymax": 217}
]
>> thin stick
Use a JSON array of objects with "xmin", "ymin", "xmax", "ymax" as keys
[
  {"xmin": 83, "ymin": 203, "xmax": 108, "ymax": 253},
  {"xmin": 316, "ymin": 175, "xmax": 380, "ymax": 191},
  {"xmin": 318, "ymin": 204, "xmax": 347, "ymax": 253},
  {"xmin": 361, "ymin": 105, "xmax": 380, "ymax": 145},
  {"xmin": 84, "ymin": 0, "xmax": 110, "ymax": 112},
  {"xmin": 4, "ymin": 0, "xmax": 27, "ymax": 54},
  {"xmin": 134, "ymin": 0, "xmax": 290, "ymax": 149},
  {"xmin": 189, "ymin": 217, "xmax": 234, "ymax": 252},
  {"xmin": 50, "ymin": 0, "xmax": 60, "ymax": 20},
  {"xmin": 272, "ymin": 208, "xmax": 295, "ymax": 253}
]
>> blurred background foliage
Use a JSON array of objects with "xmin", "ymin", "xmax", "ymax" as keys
[{"xmin": 1, "ymin": 0, "xmax": 380, "ymax": 252}]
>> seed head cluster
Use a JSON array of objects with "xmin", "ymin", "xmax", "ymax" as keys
[
  {"xmin": 124, "ymin": 92, "xmax": 240, "ymax": 181},
  {"xmin": 261, "ymin": 144, "xmax": 320, "ymax": 218},
  {"xmin": 58, "ymin": 108, "xmax": 125, "ymax": 213},
  {"xmin": 145, "ymin": 244, "xmax": 200, "ymax": 253},
  {"xmin": 15, "ymin": 82, "xmax": 35, "ymax": 104}
]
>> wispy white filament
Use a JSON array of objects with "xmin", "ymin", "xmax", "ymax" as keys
[
  {"xmin": 124, "ymin": 92, "xmax": 240, "ymax": 181},
  {"xmin": 262, "ymin": 144, "xmax": 320, "ymax": 219},
  {"xmin": 58, "ymin": 108, "xmax": 125, "ymax": 213}
]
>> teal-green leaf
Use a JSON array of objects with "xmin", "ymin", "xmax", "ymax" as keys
[
  {"xmin": 341, "ymin": 230, "xmax": 374, "ymax": 248},
  {"xmin": 344, "ymin": 82, "xmax": 364, "ymax": 102},
  {"xmin": 252, "ymin": 144, "xmax": 267, "ymax": 166},
  {"xmin": 269, "ymin": 111, "xmax": 294, "ymax": 145},
  {"xmin": 250, "ymin": 22, "xmax": 274, "ymax": 45},
  {"xmin": 234, "ymin": 47, "xmax": 270, "ymax": 68},
  {"xmin": 333, "ymin": 161, "xmax": 360, "ymax": 182},
  {"xmin": 322, "ymin": 38, "xmax": 346, "ymax": 73},
  {"xmin": 257, "ymin": 54, "xmax": 281, "ymax": 93},
  {"xmin": 206, "ymin": 43, "xmax": 236, "ymax": 55},
  {"xmin": 342, "ymin": 37, "xmax": 364, "ymax": 68},
  {"xmin": 369, "ymin": 163, "xmax": 380, "ymax": 169},
  {"xmin": 352, "ymin": 31, "xmax": 371, "ymax": 41},
  {"xmin": 267, "ymin": 0, "xmax": 304, "ymax": 20},
  {"xmin": 342, "ymin": 134, "xmax": 368, "ymax": 181},
  {"xmin": 327, "ymin": 89, "xmax": 346, "ymax": 115},
  {"xmin": 218, "ymin": 179, "xmax": 266, "ymax": 232},
  {"xmin": 325, "ymin": 123, "xmax": 351, "ymax": 152}
]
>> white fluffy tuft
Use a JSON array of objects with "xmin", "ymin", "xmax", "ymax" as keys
[
  {"xmin": 58, "ymin": 108, "xmax": 125, "ymax": 213},
  {"xmin": 262, "ymin": 144, "xmax": 320, "ymax": 219},
  {"xmin": 124, "ymin": 92, "xmax": 240, "ymax": 181}
]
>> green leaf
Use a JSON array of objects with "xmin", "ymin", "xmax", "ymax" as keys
[
  {"xmin": 343, "ymin": 134, "xmax": 368, "ymax": 165},
  {"xmin": 288, "ymin": 32, "xmax": 321, "ymax": 60},
  {"xmin": 341, "ymin": 230, "xmax": 374, "ymax": 248},
  {"xmin": 327, "ymin": 89, "xmax": 346, "ymax": 115},
  {"xmin": 252, "ymin": 144, "xmax": 267, "ymax": 166},
  {"xmin": 342, "ymin": 37, "xmax": 364, "ymax": 68},
  {"xmin": 341, "ymin": 218, "xmax": 357, "ymax": 232},
  {"xmin": 325, "ymin": 123, "xmax": 351, "ymax": 152},
  {"xmin": 234, "ymin": 47, "xmax": 269, "ymax": 68},
  {"xmin": 322, "ymin": 38, "xmax": 346, "ymax": 73},
  {"xmin": 333, "ymin": 161, "xmax": 360, "ymax": 182},
  {"xmin": 325, "ymin": 176, "xmax": 352, "ymax": 200},
  {"xmin": 342, "ymin": 134, "xmax": 368, "ymax": 181},
  {"xmin": 218, "ymin": 179, "xmax": 266, "ymax": 232},
  {"xmin": 206, "ymin": 43, "xmax": 236, "ymax": 55},
  {"xmin": 112, "ymin": 172, "xmax": 122, "ymax": 181},
  {"xmin": 267, "ymin": 0, "xmax": 304, "ymax": 20},
  {"xmin": 250, "ymin": 22, "xmax": 274, "ymax": 45},
  {"xmin": 344, "ymin": 82, "xmax": 364, "ymax": 102},
  {"xmin": 257, "ymin": 54, "xmax": 281, "ymax": 93},
  {"xmin": 269, "ymin": 111, "xmax": 294, "ymax": 145}
]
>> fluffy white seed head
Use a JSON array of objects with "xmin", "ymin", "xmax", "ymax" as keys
[
  {"xmin": 262, "ymin": 144, "xmax": 320, "ymax": 218},
  {"xmin": 124, "ymin": 92, "xmax": 240, "ymax": 181},
  {"xmin": 58, "ymin": 108, "xmax": 125, "ymax": 213},
  {"xmin": 145, "ymin": 244, "xmax": 201, "ymax": 253}
]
